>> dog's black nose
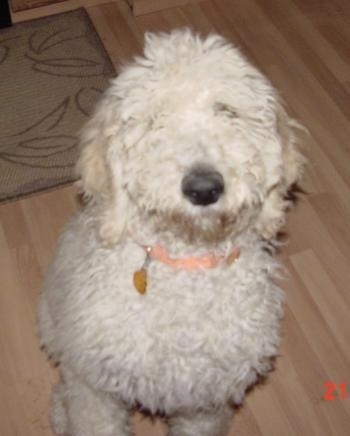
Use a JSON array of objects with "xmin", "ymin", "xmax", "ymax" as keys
[{"xmin": 182, "ymin": 169, "xmax": 224, "ymax": 206}]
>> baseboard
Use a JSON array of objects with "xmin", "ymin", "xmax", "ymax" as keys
[{"xmin": 128, "ymin": 0, "xmax": 204, "ymax": 16}]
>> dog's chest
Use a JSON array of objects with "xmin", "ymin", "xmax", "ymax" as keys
[{"xmin": 74, "ymin": 242, "xmax": 283, "ymax": 411}]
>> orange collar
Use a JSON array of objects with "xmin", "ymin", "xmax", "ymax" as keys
[{"xmin": 143, "ymin": 244, "xmax": 240, "ymax": 270}]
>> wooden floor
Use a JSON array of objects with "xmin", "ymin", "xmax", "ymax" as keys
[{"xmin": 1, "ymin": 0, "xmax": 350, "ymax": 434}]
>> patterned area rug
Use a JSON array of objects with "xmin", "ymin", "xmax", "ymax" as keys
[{"xmin": 0, "ymin": 9, "xmax": 115, "ymax": 201}]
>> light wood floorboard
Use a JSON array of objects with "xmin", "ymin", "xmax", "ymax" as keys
[{"xmin": 2, "ymin": 0, "xmax": 350, "ymax": 435}]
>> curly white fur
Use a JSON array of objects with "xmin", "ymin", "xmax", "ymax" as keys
[{"xmin": 38, "ymin": 29, "xmax": 304, "ymax": 436}]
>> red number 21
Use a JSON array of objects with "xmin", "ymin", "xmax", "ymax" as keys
[{"xmin": 324, "ymin": 382, "xmax": 347, "ymax": 401}]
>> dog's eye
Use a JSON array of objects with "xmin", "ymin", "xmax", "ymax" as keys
[{"xmin": 214, "ymin": 102, "xmax": 239, "ymax": 119}]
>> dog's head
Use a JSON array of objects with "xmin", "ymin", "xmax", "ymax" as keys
[{"xmin": 76, "ymin": 29, "xmax": 305, "ymax": 246}]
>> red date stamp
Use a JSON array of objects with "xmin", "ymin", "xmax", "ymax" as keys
[{"xmin": 324, "ymin": 382, "xmax": 348, "ymax": 401}]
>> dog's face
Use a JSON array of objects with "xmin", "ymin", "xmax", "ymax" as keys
[{"xmin": 77, "ymin": 30, "xmax": 304, "ymax": 245}]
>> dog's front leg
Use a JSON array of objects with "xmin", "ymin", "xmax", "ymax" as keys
[
  {"xmin": 52, "ymin": 368, "xmax": 130, "ymax": 436},
  {"xmin": 168, "ymin": 405, "xmax": 233, "ymax": 436}
]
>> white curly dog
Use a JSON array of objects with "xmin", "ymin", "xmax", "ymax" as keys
[{"xmin": 38, "ymin": 29, "xmax": 304, "ymax": 436}]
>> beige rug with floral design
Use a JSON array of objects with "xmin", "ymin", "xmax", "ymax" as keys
[{"xmin": 0, "ymin": 8, "xmax": 115, "ymax": 201}]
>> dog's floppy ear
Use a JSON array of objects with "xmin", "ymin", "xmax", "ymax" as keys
[
  {"xmin": 75, "ymin": 94, "xmax": 129, "ymax": 246},
  {"xmin": 255, "ymin": 104, "xmax": 305, "ymax": 240}
]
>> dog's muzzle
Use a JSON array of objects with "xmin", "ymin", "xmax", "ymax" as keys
[{"xmin": 182, "ymin": 168, "xmax": 224, "ymax": 206}]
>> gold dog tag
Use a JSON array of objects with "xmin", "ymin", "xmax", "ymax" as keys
[
  {"xmin": 133, "ymin": 247, "xmax": 151, "ymax": 295},
  {"xmin": 133, "ymin": 269, "xmax": 147, "ymax": 294}
]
